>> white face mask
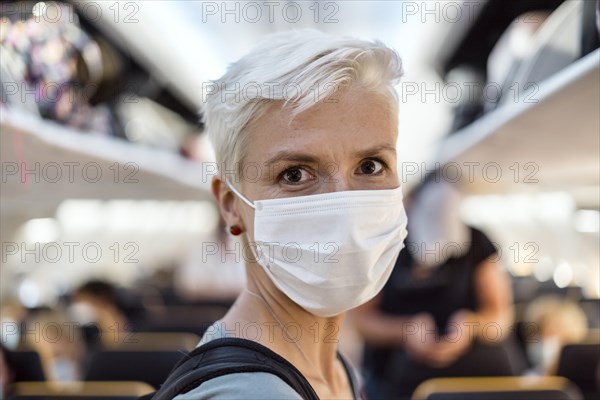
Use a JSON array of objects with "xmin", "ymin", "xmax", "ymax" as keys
[
  {"xmin": 227, "ymin": 180, "xmax": 408, "ymax": 317},
  {"xmin": 527, "ymin": 336, "xmax": 561, "ymax": 371},
  {"xmin": 68, "ymin": 302, "xmax": 98, "ymax": 325}
]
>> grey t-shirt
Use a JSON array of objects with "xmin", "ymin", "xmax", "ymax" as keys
[{"xmin": 173, "ymin": 322, "xmax": 362, "ymax": 400}]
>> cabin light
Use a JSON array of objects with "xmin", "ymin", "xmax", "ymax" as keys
[
  {"xmin": 55, "ymin": 199, "xmax": 219, "ymax": 233},
  {"xmin": 22, "ymin": 218, "xmax": 60, "ymax": 244},
  {"xmin": 533, "ymin": 255, "xmax": 554, "ymax": 282},
  {"xmin": 573, "ymin": 209, "xmax": 600, "ymax": 233},
  {"xmin": 553, "ymin": 260, "xmax": 573, "ymax": 288},
  {"xmin": 18, "ymin": 279, "xmax": 41, "ymax": 308}
]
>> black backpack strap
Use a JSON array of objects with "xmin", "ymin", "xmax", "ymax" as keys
[
  {"xmin": 151, "ymin": 337, "xmax": 319, "ymax": 400},
  {"xmin": 337, "ymin": 352, "xmax": 359, "ymax": 399}
]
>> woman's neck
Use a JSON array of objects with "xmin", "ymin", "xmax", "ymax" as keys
[{"xmin": 221, "ymin": 268, "xmax": 348, "ymax": 393}]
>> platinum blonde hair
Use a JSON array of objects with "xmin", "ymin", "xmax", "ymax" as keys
[{"xmin": 203, "ymin": 29, "xmax": 404, "ymax": 177}]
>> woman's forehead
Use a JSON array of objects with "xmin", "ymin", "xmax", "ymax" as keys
[{"xmin": 245, "ymin": 87, "xmax": 398, "ymax": 158}]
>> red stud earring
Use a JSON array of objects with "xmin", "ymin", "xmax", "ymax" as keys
[{"xmin": 229, "ymin": 225, "xmax": 242, "ymax": 236}]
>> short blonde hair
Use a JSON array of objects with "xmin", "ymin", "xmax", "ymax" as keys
[
  {"xmin": 525, "ymin": 295, "xmax": 588, "ymax": 343},
  {"xmin": 202, "ymin": 29, "xmax": 403, "ymax": 177}
]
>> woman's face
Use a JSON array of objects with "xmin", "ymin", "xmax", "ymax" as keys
[{"xmin": 229, "ymin": 85, "xmax": 400, "ymax": 239}]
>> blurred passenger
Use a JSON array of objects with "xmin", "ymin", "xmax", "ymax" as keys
[
  {"xmin": 141, "ymin": 265, "xmax": 180, "ymax": 305},
  {"xmin": 0, "ymin": 299, "xmax": 28, "ymax": 350},
  {"xmin": 70, "ymin": 280, "xmax": 145, "ymax": 348},
  {"xmin": 524, "ymin": 295, "xmax": 588, "ymax": 375},
  {"xmin": 354, "ymin": 177, "xmax": 515, "ymax": 399},
  {"xmin": 20, "ymin": 308, "xmax": 84, "ymax": 382}
]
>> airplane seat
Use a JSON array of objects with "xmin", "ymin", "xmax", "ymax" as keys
[
  {"xmin": 3, "ymin": 349, "xmax": 46, "ymax": 382},
  {"xmin": 82, "ymin": 331, "xmax": 199, "ymax": 389},
  {"xmin": 143, "ymin": 305, "xmax": 228, "ymax": 336},
  {"xmin": 388, "ymin": 339, "xmax": 527, "ymax": 399},
  {"xmin": 556, "ymin": 336, "xmax": 600, "ymax": 400},
  {"xmin": 6, "ymin": 381, "xmax": 154, "ymax": 400},
  {"xmin": 411, "ymin": 376, "xmax": 583, "ymax": 400},
  {"xmin": 101, "ymin": 331, "xmax": 200, "ymax": 352},
  {"xmin": 84, "ymin": 350, "xmax": 183, "ymax": 389}
]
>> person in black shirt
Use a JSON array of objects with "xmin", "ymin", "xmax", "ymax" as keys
[{"xmin": 353, "ymin": 177, "xmax": 517, "ymax": 399}]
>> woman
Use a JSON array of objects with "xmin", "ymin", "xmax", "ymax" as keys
[
  {"xmin": 524, "ymin": 295, "xmax": 588, "ymax": 375},
  {"xmin": 174, "ymin": 30, "xmax": 408, "ymax": 399},
  {"xmin": 354, "ymin": 177, "xmax": 516, "ymax": 399}
]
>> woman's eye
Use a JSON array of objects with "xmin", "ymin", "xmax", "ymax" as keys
[
  {"xmin": 358, "ymin": 159, "xmax": 385, "ymax": 175},
  {"xmin": 279, "ymin": 167, "xmax": 313, "ymax": 185}
]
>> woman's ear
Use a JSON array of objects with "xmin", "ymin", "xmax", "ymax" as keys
[{"xmin": 211, "ymin": 176, "xmax": 245, "ymax": 231}]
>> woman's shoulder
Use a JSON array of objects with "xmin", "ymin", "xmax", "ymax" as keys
[
  {"xmin": 172, "ymin": 371, "xmax": 303, "ymax": 400},
  {"xmin": 171, "ymin": 321, "xmax": 302, "ymax": 399},
  {"xmin": 464, "ymin": 226, "xmax": 497, "ymax": 264}
]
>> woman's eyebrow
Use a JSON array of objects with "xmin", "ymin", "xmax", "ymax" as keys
[
  {"xmin": 354, "ymin": 144, "xmax": 397, "ymax": 159},
  {"xmin": 264, "ymin": 144, "xmax": 396, "ymax": 166},
  {"xmin": 264, "ymin": 150, "xmax": 320, "ymax": 166}
]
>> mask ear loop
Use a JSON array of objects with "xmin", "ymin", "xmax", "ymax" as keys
[
  {"xmin": 225, "ymin": 180, "xmax": 262, "ymax": 262},
  {"xmin": 225, "ymin": 179, "xmax": 268, "ymax": 268},
  {"xmin": 226, "ymin": 179, "xmax": 256, "ymax": 209}
]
